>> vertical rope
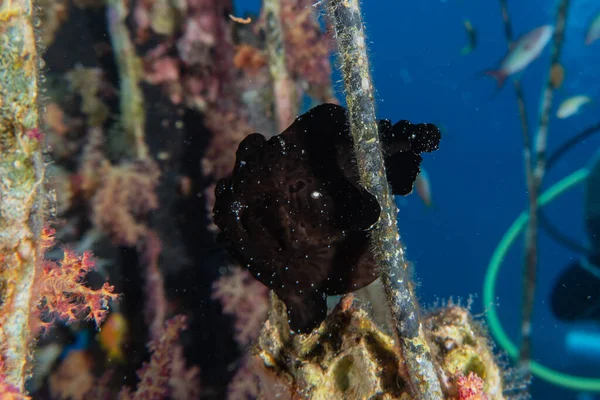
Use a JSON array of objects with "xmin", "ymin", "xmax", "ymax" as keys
[{"xmin": 326, "ymin": 1, "xmax": 442, "ymax": 397}]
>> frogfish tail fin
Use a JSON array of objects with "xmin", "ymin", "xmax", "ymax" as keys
[{"xmin": 281, "ymin": 291, "xmax": 328, "ymax": 335}]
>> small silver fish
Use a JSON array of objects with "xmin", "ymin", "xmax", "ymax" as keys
[
  {"xmin": 586, "ymin": 13, "xmax": 600, "ymax": 45},
  {"xmin": 415, "ymin": 168, "xmax": 432, "ymax": 207},
  {"xmin": 485, "ymin": 25, "xmax": 554, "ymax": 88},
  {"xmin": 556, "ymin": 95, "xmax": 592, "ymax": 119}
]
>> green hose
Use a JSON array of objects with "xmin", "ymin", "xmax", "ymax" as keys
[{"xmin": 484, "ymin": 168, "xmax": 600, "ymax": 391}]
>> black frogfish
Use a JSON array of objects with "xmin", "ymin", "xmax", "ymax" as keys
[{"xmin": 213, "ymin": 103, "xmax": 441, "ymax": 334}]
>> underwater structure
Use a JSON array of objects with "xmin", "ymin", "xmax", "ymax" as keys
[{"xmin": 12, "ymin": 0, "xmax": 600, "ymax": 398}]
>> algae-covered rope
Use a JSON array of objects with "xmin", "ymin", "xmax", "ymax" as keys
[
  {"xmin": 520, "ymin": 0, "xmax": 570, "ymax": 367},
  {"xmin": 0, "ymin": 0, "xmax": 46, "ymax": 391},
  {"xmin": 326, "ymin": 1, "xmax": 443, "ymax": 398}
]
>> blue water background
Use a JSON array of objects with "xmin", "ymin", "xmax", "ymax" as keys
[{"xmin": 235, "ymin": 0, "xmax": 600, "ymax": 398}]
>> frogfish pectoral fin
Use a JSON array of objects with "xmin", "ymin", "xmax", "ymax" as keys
[{"xmin": 333, "ymin": 184, "xmax": 381, "ymax": 231}]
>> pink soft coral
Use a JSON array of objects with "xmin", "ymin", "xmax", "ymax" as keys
[
  {"xmin": 212, "ymin": 268, "xmax": 268, "ymax": 346},
  {"xmin": 91, "ymin": 159, "xmax": 160, "ymax": 246},
  {"xmin": 119, "ymin": 315, "xmax": 197, "ymax": 400}
]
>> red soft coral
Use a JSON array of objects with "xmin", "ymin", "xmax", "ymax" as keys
[
  {"xmin": 35, "ymin": 228, "xmax": 119, "ymax": 332},
  {"xmin": 455, "ymin": 372, "xmax": 488, "ymax": 400}
]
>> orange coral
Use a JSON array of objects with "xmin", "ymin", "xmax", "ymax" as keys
[
  {"xmin": 233, "ymin": 44, "xmax": 267, "ymax": 73},
  {"xmin": 39, "ymin": 226, "xmax": 57, "ymax": 251}
]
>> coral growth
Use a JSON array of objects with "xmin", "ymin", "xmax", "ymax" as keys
[
  {"xmin": 254, "ymin": 294, "xmax": 407, "ymax": 399},
  {"xmin": 65, "ymin": 67, "xmax": 111, "ymax": 128},
  {"xmin": 35, "ymin": 227, "xmax": 119, "ymax": 333},
  {"xmin": 212, "ymin": 268, "xmax": 269, "ymax": 398},
  {"xmin": 212, "ymin": 268, "xmax": 269, "ymax": 346},
  {"xmin": 280, "ymin": 0, "xmax": 336, "ymax": 103},
  {"xmin": 251, "ymin": 294, "xmax": 505, "ymax": 399},
  {"xmin": 233, "ymin": 44, "xmax": 267, "ymax": 74},
  {"xmin": 169, "ymin": 344, "xmax": 202, "ymax": 400},
  {"xmin": 0, "ymin": 360, "xmax": 31, "ymax": 399},
  {"xmin": 0, "ymin": 223, "xmax": 118, "ymax": 395},
  {"xmin": 425, "ymin": 305, "xmax": 503, "ymax": 398},
  {"xmin": 226, "ymin": 358, "xmax": 260, "ymax": 400},
  {"xmin": 455, "ymin": 372, "xmax": 488, "ymax": 400},
  {"xmin": 91, "ymin": 160, "xmax": 161, "ymax": 246},
  {"xmin": 0, "ymin": 0, "xmax": 511, "ymax": 397},
  {"xmin": 37, "ymin": 0, "xmax": 69, "ymax": 47},
  {"xmin": 119, "ymin": 315, "xmax": 198, "ymax": 400},
  {"xmin": 48, "ymin": 350, "xmax": 94, "ymax": 400},
  {"xmin": 201, "ymin": 110, "xmax": 253, "ymax": 182},
  {"xmin": 201, "ymin": 109, "xmax": 253, "ymax": 230}
]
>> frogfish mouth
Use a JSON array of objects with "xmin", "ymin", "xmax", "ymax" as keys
[{"xmin": 213, "ymin": 103, "xmax": 441, "ymax": 334}]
